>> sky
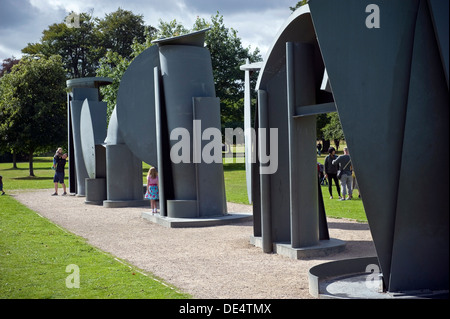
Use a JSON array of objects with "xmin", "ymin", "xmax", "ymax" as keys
[{"xmin": 0, "ymin": 0, "xmax": 299, "ymax": 64}]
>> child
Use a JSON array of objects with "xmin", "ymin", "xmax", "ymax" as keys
[
  {"xmin": 145, "ymin": 167, "xmax": 159, "ymax": 213},
  {"xmin": 52, "ymin": 147, "xmax": 63, "ymax": 170},
  {"xmin": 0, "ymin": 175, "xmax": 5, "ymax": 195}
]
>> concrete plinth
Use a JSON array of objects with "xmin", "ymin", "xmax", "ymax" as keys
[
  {"xmin": 250, "ymin": 236, "xmax": 346, "ymax": 259},
  {"xmin": 308, "ymin": 257, "xmax": 449, "ymax": 299},
  {"xmin": 142, "ymin": 211, "xmax": 252, "ymax": 228},
  {"xmin": 166, "ymin": 200, "xmax": 197, "ymax": 218},
  {"xmin": 103, "ymin": 199, "xmax": 150, "ymax": 208},
  {"xmin": 85, "ymin": 178, "xmax": 106, "ymax": 205}
]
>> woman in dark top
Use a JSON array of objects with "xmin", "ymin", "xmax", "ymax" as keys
[{"xmin": 324, "ymin": 147, "xmax": 341, "ymax": 199}]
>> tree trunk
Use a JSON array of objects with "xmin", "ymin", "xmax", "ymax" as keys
[
  {"xmin": 12, "ymin": 150, "xmax": 17, "ymax": 169},
  {"xmin": 321, "ymin": 139, "xmax": 330, "ymax": 154},
  {"xmin": 334, "ymin": 139, "xmax": 340, "ymax": 151},
  {"xmin": 29, "ymin": 151, "xmax": 34, "ymax": 177}
]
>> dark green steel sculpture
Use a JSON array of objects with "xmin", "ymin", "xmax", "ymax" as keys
[{"xmin": 251, "ymin": 0, "xmax": 448, "ymax": 296}]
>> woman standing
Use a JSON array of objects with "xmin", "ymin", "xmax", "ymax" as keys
[{"xmin": 324, "ymin": 147, "xmax": 341, "ymax": 199}]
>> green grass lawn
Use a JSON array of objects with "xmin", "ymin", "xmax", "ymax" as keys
[
  {"xmin": 1, "ymin": 152, "xmax": 367, "ymax": 221},
  {"xmin": 317, "ymin": 151, "xmax": 367, "ymax": 222},
  {"xmin": 0, "ymin": 195, "xmax": 189, "ymax": 299},
  {"xmin": 221, "ymin": 150, "xmax": 367, "ymax": 222},
  {"xmin": 0, "ymin": 157, "xmax": 61, "ymax": 190},
  {"xmin": 0, "ymin": 158, "xmax": 190, "ymax": 299}
]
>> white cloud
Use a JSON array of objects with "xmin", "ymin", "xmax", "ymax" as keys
[
  {"xmin": 0, "ymin": 0, "xmax": 295, "ymax": 62},
  {"xmin": 29, "ymin": 0, "xmax": 88, "ymax": 13},
  {"xmin": 223, "ymin": 8, "xmax": 289, "ymax": 58}
]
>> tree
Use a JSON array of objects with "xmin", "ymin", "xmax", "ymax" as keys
[
  {"xmin": 96, "ymin": 19, "xmax": 187, "ymax": 121},
  {"xmin": 22, "ymin": 9, "xmax": 154, "ymax": 79},
  {"xmin": 290, "ymin": 1, "xmax": 309, "ymax": 11},
  {"xmin": 157, "ymin": 19, "xmax": 189, "ymax": 38},
  {"xmin": 0, "ymin": 55, "xmax": 67, "ymax": 176},
  {"xmin": 316, "ymin": 113, "xmax": 331, "ymax": 153},
  {"xmin": 97, "ymin": 13, "xmax": 262, "ymax": 130},
  {"xmin": 96, "ymin": 8, "xmax": 157, "ymax": 60},
  {"xmin": 0, "ymin": 57, "xmax": 22, "ymax": 167},
  {"xmin": 0, "ymin": 57, "xmax": 20, "ymax": 77},
  {"xmin": 96, "ymin": 50, "xmax": 132, "ymax": 120},
  {"xmin": 22, "ymin": 12, "xmax": 101, "ymax": 78},
  {"xmin": 321, "ymin": 112, "xmax": 345, "ymax": 150}
]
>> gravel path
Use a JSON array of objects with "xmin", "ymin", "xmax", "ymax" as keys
[{"xmin": 11, "ymin": 189, "xmax": 376, "ymax": 299}]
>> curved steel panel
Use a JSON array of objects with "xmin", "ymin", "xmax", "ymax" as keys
[{"xmin": 116, "ymin": 45, "xmax": 160, "ymax": 166}]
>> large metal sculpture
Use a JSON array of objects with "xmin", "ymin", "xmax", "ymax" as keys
[
  {"xmin": 68, "ymin": 29, "xmax": 250, "ymax": 225},
  {"xmin": 114, "ymin": 29, "xmax": 228, "ymax": 219},
  {"xmin": 249, "ymin": 6, "xmax": 345, "ymax": 259},
  {"xmin": 66, "ymin": 77, "xmax": 111, "ymax": 198},
  {"xmin": 250, "ymin": 0, "xmax": 448, "ymax": 297}
]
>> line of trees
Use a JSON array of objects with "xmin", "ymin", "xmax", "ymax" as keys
[
  {"xmin": 0, "ymin": 4, "xmax": 345, "ymax": 176},
  {"xmin": 0, "ymin": 55, "xmax": 67, "ymax": 174},
  {"xmin": 0, "ymin": 8, "xmax": 262, "ymax": 176}
]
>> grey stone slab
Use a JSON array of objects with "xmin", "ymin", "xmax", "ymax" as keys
[
  {"xmin": 104, "ymin": 199, "xmax": 150, "ymax": 208},
  {"xmin": 250, "ymin": 237, "xmax": 345, "ymax": 259},
  {"xmin": 142, "ymin": 211, "xmax": 252, "ymax": 228}
]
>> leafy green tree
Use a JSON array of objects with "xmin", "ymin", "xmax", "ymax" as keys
[
  {"xmin": 157, "ymin": 19, "xmax": 189, "ymax": 38},
  {"xmin": 0, "ymin": 55, "xmax": 67, "ymax": 176},
  {"xmin": 0, "ymin": 57, "xmax": 20, "ymax": 77},
  {"xmin": 96, "ymin": 8, "xmax": 157, "ymax": 60},
  {"xmin": 22, "ymin": 13, "xmax": 101, "ymax": 78},
  {"xmin": 290, "ymin": 0, "xmax": 309, "ymax": 11},
  {"xmin": 96, "ymin": 50, "xmax": 132, "ymax": 120},
  {"xmin": 22, "ymin": 12, "xmax": 101, "ymax": 78},
  {"xmin": 22, "ymin": 9, "xmax": 154, "ymax": 79},
  {"xmin": 97, "ymin": 13, "xmax": 262, "ymax": 130},
  {"xmin": 322, "ymin": 112, "xmax": 345, "ymax": 150},
  {"xmin": 316, "ymin": 113, "xmax": 331, "ymax": 153}
]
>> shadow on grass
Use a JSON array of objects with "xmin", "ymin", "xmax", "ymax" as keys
[
  {"xmin": 13, "ymin": 176, "xmax": 54, "ymax": 181},
  {"xmin": 223, "ymin": 163, "xmax": 245, "ymax": 171},
  {"xmin": 2, "ymin": 166, "xmax": 52, "ymax": 171}
]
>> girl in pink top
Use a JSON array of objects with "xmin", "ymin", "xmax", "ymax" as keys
[{"xmin": 145, "ymin": 167, "xmax": 159, "ymax": 213}]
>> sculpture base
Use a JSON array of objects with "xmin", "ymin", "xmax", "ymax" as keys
[
  {"xmin": 85, "ymin": 178, "xmax": 106, "ymax": 205},
  {"xmin": 308, "ymin": 257, "xmax": 449, "ymax": 299},
  {"xmin": 103, "ymin": 199, "xmax": 150, "ymax": 208},
  {"xmin": 250, "ymin": 236, "xmax": 346, "ymax": 259},
  {"xmin": 141, "ymin": 211, "xmax": 252, "ymax": 228}
]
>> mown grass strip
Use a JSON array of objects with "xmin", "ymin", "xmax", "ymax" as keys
[{"xmin": 0, "ymin": 195, "xmax": 191, "ymax": 299}]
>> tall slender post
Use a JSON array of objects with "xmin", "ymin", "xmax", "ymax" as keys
[
  {"xmin": 244, "ymin": 58, "xmax": 253, "ymax": 204},
  {"xmin": 258, "ymin": 89, "xmax": 272, "ymax": 253},
  {"xmin": 154, "ymin": 66, "xmax": 166, "ymax": 216},
  {"xmin": 286, "ymin": 42, "xmax": 319, "ymax": 248}
]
